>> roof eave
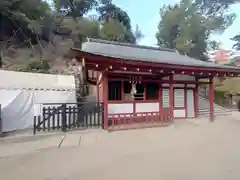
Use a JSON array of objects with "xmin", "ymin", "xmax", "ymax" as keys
[{"xmin": 71, "ymin": 49, "xmax": 240, "ymax": 74}]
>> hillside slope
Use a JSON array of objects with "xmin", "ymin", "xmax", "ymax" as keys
[{"xmin": 216, "ymin": 77, "xmax": 240, "ymax": 94}]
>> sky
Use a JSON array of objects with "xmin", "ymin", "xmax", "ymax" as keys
[{"xmin": 106, "ymin": 0, "xmax": 240, "ymax": 50}]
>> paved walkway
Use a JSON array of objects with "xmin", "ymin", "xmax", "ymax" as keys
[
  {"xmin": 0, "ymin": 112, "xmax": 240, "ymax": 180},
  {"xmin": 0, "ymin": 129, "xmax": 107, "ymax": 158}
]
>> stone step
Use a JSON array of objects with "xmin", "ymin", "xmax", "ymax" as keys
[
  {"xmin": 198, "ymin": 107, "xmax": 236, "ymax": 115},
  {"xmin": 198, "ymin": 109, "xmax": 227, "ymax": 113},
  {"xmin": 198, "ymin": 113, "xmax": 231, "ymax": 117},
  {"xmin": 199, "ymin": 111, "xmax": 231, "ymax": 115},
  {"xmin": 198, "ymin": 107, "xmax": 237, "ymax": 112},
  {"xmin": 198, "ymin": 107, "xmax": 223, "ymax": 111},
  {"xmin": 197, "ymin": 96, "xmax": 238, "ymax": 116},
  {"xmin": 198, "ymin": 109, "xmax": 235, "ymax": 116}
]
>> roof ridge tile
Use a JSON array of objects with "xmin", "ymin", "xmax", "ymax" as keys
[{"xmin": 86, "ymin": 38, "xmax": 177, "ymax": 52}]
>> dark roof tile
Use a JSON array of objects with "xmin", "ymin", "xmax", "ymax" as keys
[{"xmin": 78, "ymin": 38, "xmax": 239, "ymax": 70}]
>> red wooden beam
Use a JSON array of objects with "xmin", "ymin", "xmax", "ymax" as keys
[
  {"xmin": 86, "ymin": 62, "xmax": 235, "ymax": 77},
  {"xmin": 108, "ymin": 78, "xmax": 210, "ymax": 85},
  {"xmin": 85, "ymin": 62, "xmax": 239, "ymax": 78},
  {"xmin": 73, "ymin": 50, "xmax": 240, "ymax": 74}
]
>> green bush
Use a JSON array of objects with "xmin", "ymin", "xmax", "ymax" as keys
[{"xmin": 214, "ymin": 89, "xmax": 228, "ymax": 106}]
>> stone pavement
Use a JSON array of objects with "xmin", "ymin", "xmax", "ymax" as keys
[
  {"xmin": 1, "ymin": 115, "xmax": 240, "ymax": 180},
  {"xmin": 1, "ymin": 113, "xmax": 240, "ymax": 180},
  {"xmin": 1, "ymin": 112, "xmax": 240, "ymax": 159},
  {"xmin": 1, "ymin": 112, "xmax": 240, "ymax": 158},
  {"xmin": 0, "ymin": 129, "xmax": 108, "ymax": 158},
  {"xmin": 0, "ymin": 133, "xmax": 63, "ymax": 158}
]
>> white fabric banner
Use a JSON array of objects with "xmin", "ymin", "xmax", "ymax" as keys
[
  {"xmin": 0, "ymin": 90, "xmax": 35, "ymax": 132},
  {"xmin": 0, "ymin": 89, "xmax": 76, "ymax": 132},
  {"xmin": 0, "ymin": 71, "xmax": 77, "ymax": 133}
]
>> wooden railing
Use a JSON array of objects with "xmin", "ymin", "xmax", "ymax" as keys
[{"xmin": 108, "ymin": 108, "xmax": 171, "ymax": 131}]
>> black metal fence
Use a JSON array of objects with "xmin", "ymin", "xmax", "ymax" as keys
[{"xmin": 33, "ymin": 102, "xmax": 104, "ymax": 134}]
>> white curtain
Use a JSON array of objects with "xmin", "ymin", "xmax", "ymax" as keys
[
  {"xmin": 0, "ymin": 89, "xmax": 76, "ymax": 132},
  {"xmin": 0, "ymin": 90, "xmax": 35, "ymax": 132}
]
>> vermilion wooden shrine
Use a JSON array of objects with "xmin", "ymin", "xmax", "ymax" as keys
[{"xmin": 72, "ymin": 39, "xmax": 240, "ymax": 131}]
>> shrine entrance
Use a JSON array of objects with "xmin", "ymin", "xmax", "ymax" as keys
[{"xmin": 72, "ymin": 38, "xmax": 240, "ymax": 131}]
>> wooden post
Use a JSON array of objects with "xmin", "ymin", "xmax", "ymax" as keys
[
  {"xmin": 184, "ymin": 84, "xmax": 188, "ymax": 118},
  {"xmin": 194, "ymin": 79, "xmax": 199, "ymax": 119},
  {"xmin": 97, "ymin": 84, "xmax": 99, "ymax": 103},
  {"xmin": 209, "ymin": 76, "xmax": 214, "ymax": 121},
  {"xmin": 158, "ymin": 83, "xmax": 162, "ymax": 114},
  {"xmin": 103, "ymin": 73, "xmax": 108, "ymax": 130},
  {"xmin": 144, "ymin": 82, "xmax": 146, "ymax": 100},
  {"xmin": 121, "ymin": 80, "xmax": 124, "ymax": 100},
  {"xmin": 169, "ymin": 75, "xmax": 174, "ymax": 120},
  {"xmin": 61, "ymin": 104, "xmax": 67, "ymax": 132}
]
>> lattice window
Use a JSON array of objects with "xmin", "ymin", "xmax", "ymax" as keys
[{"xmin": 174, "ymin": 89, "xmax": 184, "ymax": 108}]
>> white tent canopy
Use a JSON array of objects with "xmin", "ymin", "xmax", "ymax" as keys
[
  {"xmin": 0, "ymin": 70, "xmax": 75, "ymax": 91},
  {"xmin": 0, "ymin": 70, "xmax": 77, "ymax": 133}
]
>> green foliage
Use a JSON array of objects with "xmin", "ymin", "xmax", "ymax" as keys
[
  {"xmin": 231, "ymin": 34, "xmax": 240, "ymax": 50},
  {"xmin": 0, "ymin": 0, "xmax": 50, "ymax": 28},
  {"xmin": 80, "ymin": 19, "xmax": 101, "ymax": 39},
  {"xmin": 11, "ymin": 59, "xmax": 50, "ymax": 73},
  {"xmin": 99, "ymin": 20, "xmax": 127, "ymax": 42},
  {"xmin": 1, "ymin": 0, "xmax": 144, "ymax": 72},
  {"xmin": 98, "ymin": 3, "xmax": 131, "ymax": 30},
  {"xmin": 25, "ymin": 60, "xmax": 50, "ymax": 73},
  {"xmin": 53, "ymin": 0, "xmax": 101, "ymax": 47},
  {"xmin": 208, "ymin": 40, "xmax": 221, "ymax": 50},
  {"xmin": 53, "ymin": 0, "xmax": 143, "ymax": 45},
  {"xmin": 194, "ymin": 0, "xmax": 239, "ymax": 15},
  {"xmin": 97, "ymin": 2, "xmax": 143, "ymax": 44},
  {"xmin": 54, "ymin": 0, "xmax": 98, "ymax": 17},
  {"xmin": 0, "ymin": 0, "xmax": 51, "ymax": 68},
  {"xmin": 214, "ymin": 89, "xmax": 228, "ymax": 105},
  {"xmin": 156, "ymin": 0, "xmax": 236, "ymax": 60}
]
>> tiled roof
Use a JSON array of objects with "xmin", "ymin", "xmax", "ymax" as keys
[{"xmin": 79, "ymin": 38, "xmax": 239, "ymax": 70}]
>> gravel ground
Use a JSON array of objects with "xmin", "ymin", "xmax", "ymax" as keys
[{"xmin": 1, "ymin": 114, "xmax": 240, "ymax": 180}]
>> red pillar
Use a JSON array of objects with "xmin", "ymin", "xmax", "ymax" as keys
[
  {"xmin": 169, "ymin": 75, "xmax": 174, "ymax": 120},
  {"xmin": 209, "ymin": 76, "xmax": 214, "ymax": 121},
  {"xmin": 103, "ymin": 73, "xmax": 108, "ymax": 130},
  {"xmin": 194, "ymin": 80, "xmax": 199, "ymax": 119},
  {"xmin": 158, "ymin": 83, "xmax": 162, "ymax": 114},
  {"xmin": 184, "ymin": 84, "xmax": 187, "ymax": 118}
]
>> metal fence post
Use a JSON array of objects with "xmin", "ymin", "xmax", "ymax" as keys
[{"xmin": 33, "ymin": 116, "xmax": 36, "ymax": 135}]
